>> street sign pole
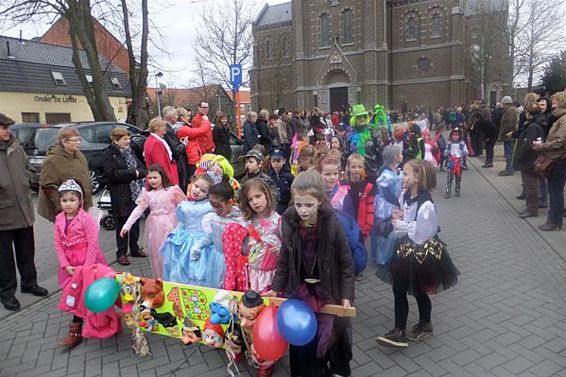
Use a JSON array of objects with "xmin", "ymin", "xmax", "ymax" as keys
[
  {"xmin": 236, "ymin": 88, "xmax": 241, "ymax": 139},
  {"xmin": 229, "ymin": 64, "xmax": 243, "ymax": 139}
]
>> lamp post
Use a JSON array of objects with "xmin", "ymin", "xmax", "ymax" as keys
[{"xmin": 155, "ymin": 72, "xmax": 163, "ymax": 117}]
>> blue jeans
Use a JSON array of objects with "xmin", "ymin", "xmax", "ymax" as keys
[
  {"xmin": 538, "ymin": 177, "xmax": 548, "ymax": 205},
  {"xmin": 503, "ymin": 141, "xmax": 514, "ymax": 171},
  {"xmin": 547, "ymin": 159, "xmax": 566, "ymax": 225}
]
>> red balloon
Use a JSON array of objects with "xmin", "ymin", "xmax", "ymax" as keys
[{"xmin": 252, "ymin": 305, "xmax": 288, "ymax": 361}]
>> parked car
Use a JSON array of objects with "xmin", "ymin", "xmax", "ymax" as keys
[
  {"xmin": 10, "ymin": 122, "xmax": 146, "ymax": 194},
  {"xmin": 229, "ymin": 131, "xmax": 245, "ymax": 177}
]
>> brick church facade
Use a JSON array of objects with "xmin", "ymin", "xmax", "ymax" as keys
[{"xmin": 251, "ymin": 0, "xmax": 508, "ymax": 113}]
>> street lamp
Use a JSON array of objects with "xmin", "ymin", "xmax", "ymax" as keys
[{"xmin": 155, "ymin": 72, "xmax": 163, "ymax": 117}]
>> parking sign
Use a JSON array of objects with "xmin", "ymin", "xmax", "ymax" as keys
[{"xmin": 229, "ymin": 64, "xmax": 242, "ymax": 91}]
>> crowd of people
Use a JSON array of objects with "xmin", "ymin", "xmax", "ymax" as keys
[{"xmin": 0, "ymin": 87, "xmax": 564, "ymax": 376}]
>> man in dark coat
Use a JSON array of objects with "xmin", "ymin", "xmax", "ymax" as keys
[
  {"xmin": 0, "ymin": 113, "xmax": 47, "ymax": 311},
  {"xmin": 162, "ymin": 106, "xmax": 190, "ymax": 190}
]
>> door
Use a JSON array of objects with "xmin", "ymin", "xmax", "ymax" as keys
[{"xmin": 330, "ymin": 87, "xmax": 348, "ymax": 112}]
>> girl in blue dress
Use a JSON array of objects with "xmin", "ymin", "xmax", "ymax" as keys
[{"xmin": 161, "ymin": 174, "xmax": 214, "ymax": 285}]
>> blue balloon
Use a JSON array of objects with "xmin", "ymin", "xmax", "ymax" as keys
[
  {"xmin": 276, "ymin": 299, "xmax": 317, "ymax": 346},
  {"xmin": 84, "ymin": 278, "xmax": 120, "ymax": 313}
]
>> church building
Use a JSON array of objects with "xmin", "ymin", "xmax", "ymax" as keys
[{"xmin": 251, "ymin": 0, "xmax": 508, "ymax": 113}]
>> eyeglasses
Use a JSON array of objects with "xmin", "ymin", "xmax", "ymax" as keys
[{"xmin": 66, "ymin": 137, "xmax": 81, "ymax": 142}]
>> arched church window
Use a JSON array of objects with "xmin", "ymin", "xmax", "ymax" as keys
[
  {"xmin": 431, "ymin": 13, "xmax": 442, "ymax": 38},
  {"xmin": 406, "ymin": 14, "xmax": 418, "ymax": 42},
  {"xmin": 342, "ymin": 9, "xmax": 353, "ymax": 44},
  {"xmin": 320, "ymin": 13, "xmax": 332, "ymax": 47}
]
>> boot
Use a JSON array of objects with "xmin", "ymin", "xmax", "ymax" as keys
[{"xmin": 59, "ymin": 322, "xmax": 83, "ymax": 347}]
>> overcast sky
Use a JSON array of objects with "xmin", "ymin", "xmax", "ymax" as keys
[{"xmin": 2, "ymin": 0, "xmax": 289, "ymax": 88}]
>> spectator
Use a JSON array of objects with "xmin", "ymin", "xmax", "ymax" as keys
[
  {"xmin": 177, "ymin": 107, "xmax": 209, "ymax": 181},
  {"xmin": 162, "ymin": 106, "xmax": 189, "ymax": 190},
  {"xmin": 498, "ymin": 96, "xmax": 518, "ymax": 176},
  {"xmin": 257, "ymin": 109, "xmax": 273, "ymax": 153},
  {"xmin": 243, "ymin": 111, "xmax": 259, "ymax": 153},
  {"xmin": 0, "ymin": 113, "xmax": 48, "ymax": 311},
  {"xmin": 101, "ymin": 128, "xmax": 148, "ymax": 266},
  {"xmin": 144, "ymin": 117, "xmax": 179, "ymax": 185},
  {"xmin": 192, "ymin": 101, "xmax": 215, "ymax": 153},
  {"xmin": 212, "ymin": 112, "xmax": 232, "ymax": 161},
  {"xmin": 38, "ymin": 127, "xmax": 92, "ymax": 222}
]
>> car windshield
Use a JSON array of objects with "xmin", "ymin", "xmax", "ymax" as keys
[{"xmin": 34, "ymin": 128, "xmax": 61, "ymax": 152}]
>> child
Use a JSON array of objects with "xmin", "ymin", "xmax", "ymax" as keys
[
  {"xmin": 376, "ymin": 160, "xmax": 459, "ymax": 348},
  {"xmin": 239, "ymin": 179, "xmax": 282, "ymax": 293},
  {"xmin": 434, "ymin": 123, "xmax": 447, "ymax": 171},
  {"xmin": 267, "ymin": 148, "xmax": 294, "ymax": 215},
  {"xmin": 444, "ymin": 127, "xmax": 468, "ymax": 198},
  {"xmin": 317, "ymin": 156, "xmax": 347, "ymax": 209},
  {"xmin": 371, "ymin": 145, "xmax": 403, "ymax": 268},
  {"xmin": 297, "ymin": 144, "xmax": 316, "ymax": 173},
  {"xmin": 120, "ymin": 164, "xmax": 185, "ymax": 279},
  {"xmin": 161, "ymin": 174, "xmax": 215, "ymax": 285},
  {"xmin": 54, "ymin": 179, "xmax": 107, "ymax": 347},
  {"xmin": 201, "ymin": 176, "xmax": 243, "ymax": 288},
  {"xmin": 344, "ymin": 154, "xmax": 375, "ymax": 241},
  {"xmin": 240, "ymin": 149, "xmax": 280, "ymax": 202},
  {"xmin": 422, "ymin": 129, "xmax": 439, "ymax": 168},
  {"xmin": 265, "ymin": 170, "xmax": 355, "ymax": 377}
]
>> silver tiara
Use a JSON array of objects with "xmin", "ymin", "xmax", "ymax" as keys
[{"xmin": 58, "ymin": 179, "xmax": 83, "ymax": 196}]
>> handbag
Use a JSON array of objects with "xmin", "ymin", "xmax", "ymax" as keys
[{"xmin": 534, "ymin": 155, "xmax": 554, "ymax": 177}]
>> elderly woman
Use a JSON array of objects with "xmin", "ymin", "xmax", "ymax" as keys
[
  {"xmin": 38, "ymin": 127, "xmax": 92, "ymax": 222},
  {"xmin": 243, "ymin": 111, "xmax": 259, "ymax": 153},
  {"xmin": 533, "ymin": 91, "xmax": 566, "ymax": 231},
  {"xmin": 101, "ymin": 128, "xmax": 147, "ymax": 266},
  {"xmin": 144, "ymin": 117, "xmax": 179, "ymax": 185}
]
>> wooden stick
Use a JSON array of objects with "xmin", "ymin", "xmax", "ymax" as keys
[{"xmin": 265, "ymin": 297, "xmax": 356, "ymax": 318}]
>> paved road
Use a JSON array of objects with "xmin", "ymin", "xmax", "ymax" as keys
[{"xmin": 1, "ymin": 152, "xmax": 565, "ymax": 377}]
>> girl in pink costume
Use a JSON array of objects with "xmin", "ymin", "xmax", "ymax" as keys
[
  {"xmin": 54, "ymin": 179, "xmax": 107, "ymax": 347},
  {"xmin": 238, "ymin": 179, "xmax": 282, "ymax": 293},
  {"xmin": 120, "ymin": 164, "xmax": 185, "ymax": 278}
]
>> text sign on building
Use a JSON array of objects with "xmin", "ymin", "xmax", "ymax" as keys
[
  {"xmin": 229, "ymin": 64, "xmax": 242, "ymax": 92},
  {"xmin": 34, "ymin": 94, "xmax": 78, "ymax": 104}
]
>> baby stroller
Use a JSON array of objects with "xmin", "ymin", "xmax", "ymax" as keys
[{"xmin": 97, "ymin": 188, "xmax": 116, "ymax": 231}]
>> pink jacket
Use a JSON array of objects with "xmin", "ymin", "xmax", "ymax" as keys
[{"xmin": 59, "ymin": 264, "xmax": 122, "ymax": 339}]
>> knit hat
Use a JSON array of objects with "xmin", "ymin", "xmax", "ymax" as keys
[{"xmin": 501, "ymin": 96, "xmax": 513, "ymax": 104}]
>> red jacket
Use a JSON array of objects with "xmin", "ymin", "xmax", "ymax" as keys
[
  {"xmin": 176, "ymin": 122, "xmax": 209, "ymax": 165},
  {"xmin": 143, "ymin": 134, "xmax": 179, "ymax": 185},
  {"xmin": 191, "ymin": 113, "xmax": 215, "ymax": 153},
  {"xmin": 349, "ymin": 182, "xmax": 374, "ymax": 237}
]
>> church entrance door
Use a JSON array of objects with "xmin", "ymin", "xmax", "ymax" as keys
[{"xmin": 330, "ymin": 87, "xmax": 348, "ymax": 112}]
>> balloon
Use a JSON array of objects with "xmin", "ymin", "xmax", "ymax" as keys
[
  {"xmin": 252, "ymin": 305, "xmax": 288, "ymax": 361},
  {"xmin": 84, "ymin": 278, "xmax": 120, "ymax": 313},
  {"xmin": 276, "ymin": 299, "xmax": 317, "ymax": 346}
]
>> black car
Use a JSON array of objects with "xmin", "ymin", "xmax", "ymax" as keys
[{"xmin": 11, "ymin": 122, "xmax": 146, "ymax": 193}]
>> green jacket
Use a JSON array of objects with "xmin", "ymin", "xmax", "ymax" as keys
[{"xmin": 0, "ymin": 135, "xmax": 35, "ymax": 231}]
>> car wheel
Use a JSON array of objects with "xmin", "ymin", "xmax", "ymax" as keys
[{"xmin": 90, "ymin": 170, "xmax": 102, "ymax": 195}]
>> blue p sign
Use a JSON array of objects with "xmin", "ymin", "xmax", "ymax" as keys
[{"xmin": 229, "ymin": 64, "xmax": 242, "ymax": 91}]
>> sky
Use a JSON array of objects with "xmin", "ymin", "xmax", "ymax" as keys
[{"xmin": 1, "ymin": 0, "xmax": 289, "ymax": 88}]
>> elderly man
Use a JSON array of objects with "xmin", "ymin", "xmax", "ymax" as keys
[
  {"xmin": 162, "ymin": 106, "xmax": 189, "ymax": 190},
  {"xmin": 498, "ymin": 96, "xmax": 518, "ymax": 176},
  {"xmin": 0, "ymin": 113, "xmax": 47, "ymax": 311}
]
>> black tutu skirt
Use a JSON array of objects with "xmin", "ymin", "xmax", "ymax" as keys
[{"xmin": 388, "ymin": 236, "xmax": 459, "ymax": 295}]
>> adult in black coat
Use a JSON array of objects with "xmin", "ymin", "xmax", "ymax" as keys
[
  {"xmin": 256, "ymin": 110, "xmax": 273, "ymax": 153},
  {"xmin": 212, "ymin": 113, "xmax": 232, "ymax": 160},
  {"xmin": 162, "ymin": 106, "xmax": 190, "ymax": 191},
  {"xmin": 101, "ymin": 129, "xmax": 147, "ymax": 266},
  {"xmin": 471, "ymin": 112, "xmax": 498, "ymax": 168}
]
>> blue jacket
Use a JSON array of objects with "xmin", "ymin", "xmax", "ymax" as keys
[
  {"xmin": 335, "ymin": 209, "xmax": 367, "ymax": 274},
  {"xmin": 268, "ymin": 164, "xmax": 294, "ymax": 215}
]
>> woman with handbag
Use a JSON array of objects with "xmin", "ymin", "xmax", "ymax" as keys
[{"xmin": 533, "ymin": 91, "xmax": 566, "ymax": 231}]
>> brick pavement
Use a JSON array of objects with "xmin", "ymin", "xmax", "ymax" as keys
[{"xmin": 1, "ymin": 154, "xmax": 565, "ymax": 377}]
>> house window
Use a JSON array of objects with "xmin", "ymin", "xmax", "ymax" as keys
[
  {"xmin": 85, "ymin": 74, "xmax": 94, "ymax": 87},
  {"xmin": 406, "ymin": 14, "xmax": 418, "ymax": 42},
  {"xmin": 342, "ymin": 9, "xmax": 353, "ymax": 44},
  {"xmin": 431, "ymin": 13, "xmax": 442, "ymax": 38},
  {"xmin": 266, "ymin": 40, "xmax": 272, "ymax": 59},
  {"xmin": 320, "ymin": 13, "xmax": 331, "ymax": 47},
  {"xmin": 110, "ymin": 77, "xmax": 122, "ymax": 90},
  {"xmin": 45, "ymin": 113, "xmax": 71, "ymax": 124},
  {"xmin": 51, "ymin": 71, "xmax": 67, "ymax": 86},
  {"xmin": 21, "ymin": 112, "xmax": 40, "ymax": 123}
]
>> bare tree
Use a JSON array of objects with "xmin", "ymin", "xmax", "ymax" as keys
[
  {"xmin": 194, "ymin": 0, "xmax": 256, "ymax": 89},
  {"xmin": 0, "ymin": 0, "xmax": 117, "ymax": 121}
]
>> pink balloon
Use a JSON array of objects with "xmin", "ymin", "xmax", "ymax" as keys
[{"xmin": 252, "ymin": 305, "xmax": 288, "ymax": 361}]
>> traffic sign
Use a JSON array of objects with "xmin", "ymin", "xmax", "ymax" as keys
[{"xmin": 229, "ymin": 64, "xmax": 242, "ymax": 91}]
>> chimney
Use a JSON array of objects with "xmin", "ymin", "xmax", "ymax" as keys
[{"xmin": 19, "ymin": 30, "xmax": 25, "ymax": 45}]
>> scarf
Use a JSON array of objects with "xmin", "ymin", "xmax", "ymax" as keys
[{"xmin": 120, "ymin": 147, "xmax": 144, "ymax": 202}]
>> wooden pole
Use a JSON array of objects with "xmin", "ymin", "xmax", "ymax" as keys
[
  {"xmin": 236, "ymin": 89, "xmax": 242, "ymax": 139},
  {"xmin": 265, "ymin": 297, "xmax": 356, "ymax": 318}
]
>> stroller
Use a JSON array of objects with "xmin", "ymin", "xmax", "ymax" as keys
[{"xmin": 97, "ymin": 188, "xmax": 116, "ymax": 231}]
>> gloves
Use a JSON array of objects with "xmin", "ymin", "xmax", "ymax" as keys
[{"xmin": 190, "ymin": 241, "xmax": 203, "ymax": 261}]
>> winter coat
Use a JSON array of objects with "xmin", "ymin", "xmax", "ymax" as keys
[
  {"xmin": 516, "ymin": 116, "xmax": 544, "ymax": 172},
  {"xmin": 271, "ymin": 205, "xmax": 355, "ymax": 304},
  {"xmin": 267, "ymin": 164, "xmax": 294, "ymax": 215},
  {"xmin": 499, "ymin": 105, "xmax": 518, "ymax": 141},
  {"xmin": 143, "ymin": 133, "xmax": 179, "ymax": 185},
  {"xmin": 212, "ymin": 123, "xmax": 232, "ymax": 161},
  {"xmin": 476, "ymin": 119, "xmax": 498, "ymax": 140},
  {"xmin": 256, "ymin": 118, "xmax": 273, "ymax": 152},
  {"xmin": 163, "ymin": 124, "xmax": 187, "ymax": 162},
  {"xmin": 0, "ymin": 135, "xmax": 34, "ymax": 231},
  {"xmin": 342, "ymin": 181, "xmax": 375, "ymax": 237},
  {"xmin": 38, "ymin": 144, "xmax": 93, "ymax": 223},
  {"xmin": 537, "ymin": 108, "xmax": 566, "ymax": 161},
  {"xmin": 243, "ymin": 119, "xmax": 259, "ymax": 153},
  {"xmin": 177, "ymin": 121, "xmax": 209, "ymax": 165},
  {"xmin": 191, "ymin": 113, "xmax": 215, "ymax": 153},
  {"xmin": 276, "ymin": 119, "xmax": 293, "ymax": 145},
  {"xmin": 101, "ymin": 144, "xmax": 146, "ymax": 218}
]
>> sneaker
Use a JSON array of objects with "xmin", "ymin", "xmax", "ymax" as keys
[
  {"xmin": 482, "ymin": 163, "xmax": 493, "ymax": 168},
  {"xmin": 376, "ymin": 329, "xmax": 409, "ymax": 348},
  {"xmin": 407, "ymin": 321, "xmax": 433, "ymax": 341},
  {"xmin": 445, "ymin": 192, "xmax": 451, "ymax": 199}
]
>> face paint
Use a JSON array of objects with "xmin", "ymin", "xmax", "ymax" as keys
[{"xmin": 293, "ymin": 192, "xmax": 321, "ymax": 225}]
